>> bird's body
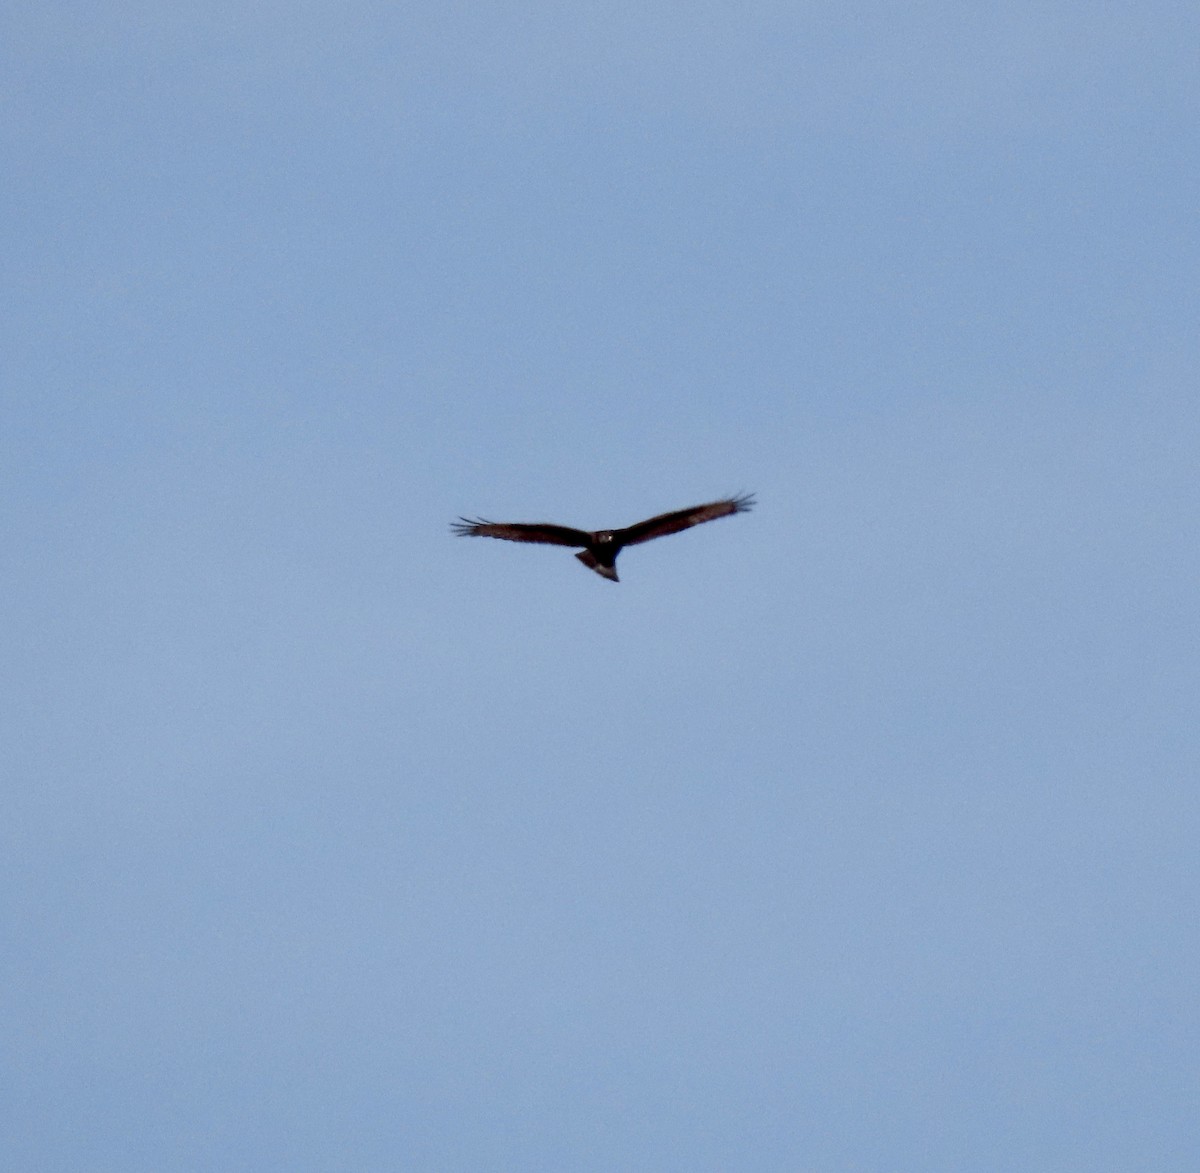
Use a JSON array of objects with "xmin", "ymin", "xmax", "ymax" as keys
[
  {"xmin": 574, "ymin": 531, "xmax": 621, "ymax": 581},
  {"xmin": 451, "ymin": 494, "xmax": 754, "ymax": 582}
]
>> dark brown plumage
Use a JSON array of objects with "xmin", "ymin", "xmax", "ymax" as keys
[{"xmin": 451, "ymin": 494, "xmax": 754, "ymax": 582}]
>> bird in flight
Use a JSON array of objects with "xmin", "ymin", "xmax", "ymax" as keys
[{"xmin": 451, "ymin": 494, "xmax": 754, "ymax": 582}]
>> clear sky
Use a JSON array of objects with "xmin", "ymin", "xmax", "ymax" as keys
[{"xmin": 4, "ymin": 3, "xmax": 1198, "ymax": 1169}]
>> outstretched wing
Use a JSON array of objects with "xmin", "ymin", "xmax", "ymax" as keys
[
  {"xmin": 451, "ymin": 518, "xmax": 590, "ymax": 547},
  {"xmin": 616, "ymin": 493, "xmax": 755, "ymax": 547}
]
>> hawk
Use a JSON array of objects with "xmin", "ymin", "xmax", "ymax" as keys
[{"xmin": 451, "ymin": 494, "xmax": 754, "ymax": 582}]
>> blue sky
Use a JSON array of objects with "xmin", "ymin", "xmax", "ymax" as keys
[{"xmin": 4, "ymin": 3, "xmax": 1198, "ymax": 1169}]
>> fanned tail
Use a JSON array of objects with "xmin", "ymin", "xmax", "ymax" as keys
[{"xmin": 575, "ymin": 550, "xmax": 619, "ymax": 582}]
